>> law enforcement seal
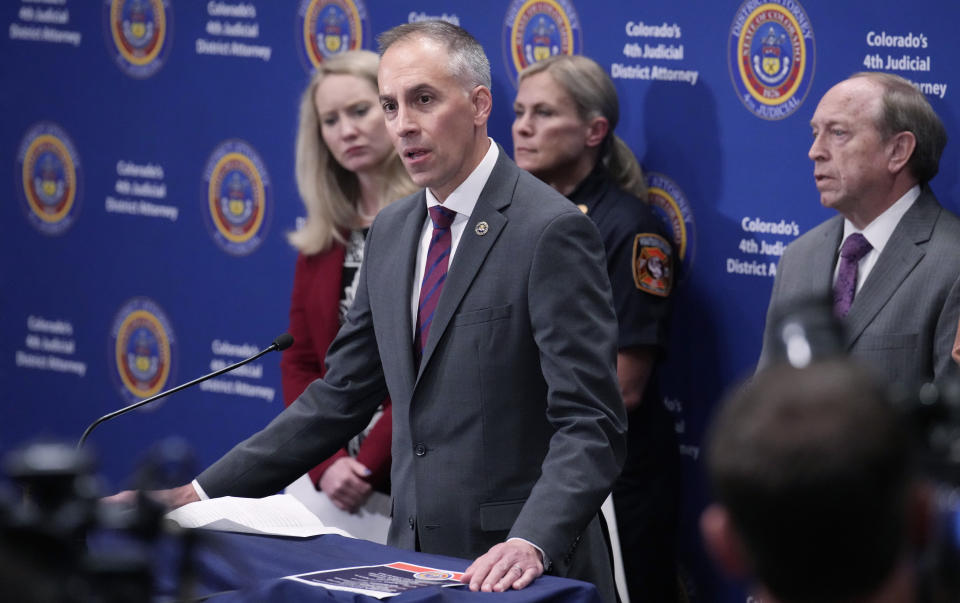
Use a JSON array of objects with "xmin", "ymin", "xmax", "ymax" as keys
[
  {"xmin": 633, "ymin": 233, "xmax": 673, "ymax": 297},
  {"xmin": 728, "ymin": 0, "xmax": 814, "ymax": 120},
  {"xmin": 103, "ymin": 0, "xmax": 173, "ymax": 79},
  {"xmin": 109, "ymin": 297, "xmax": 176, "ymax": 405},
  {"xmin": 646, "ymin": 172, "xmax": 696, "ymax": 279},
  {"xmin": 297, "ymin": 0, "xmax": 370, "ymax": 70},
  {"xmin": 502, "ymin": 0, "xmax": 582, "ymax": 87},
  {"xmin": 202, "ymin": 140, "xmax": 272, "ymax": 256},
  {"xmin": 16, "ymin": 122, "xmax": 82, "ymax": 236}
]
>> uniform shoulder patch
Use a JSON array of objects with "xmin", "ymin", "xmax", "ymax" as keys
[{"xmin": 632, "ymin": 233, "xmax": 673, "ymax": 297}]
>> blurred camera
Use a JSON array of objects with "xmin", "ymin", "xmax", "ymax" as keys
[{"xmin": 0, "ymin": 439, "xmax": 193, "ymax": 602}]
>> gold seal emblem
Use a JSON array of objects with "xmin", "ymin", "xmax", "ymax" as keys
[{"xmin": 474, "ymin": 221, "xmax": 489, "ymax": 236}]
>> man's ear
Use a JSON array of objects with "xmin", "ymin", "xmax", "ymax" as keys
[
  {"xmin": 471, "ymin": 85, "xmax": 493, "ymax": 126},
  {"xmin": 584, "ymin": 116, "xmax": 610, "ymax": 149},
  {"xmin": 886, "ymin": 130, "xmax": 916, "ymax": 175},
  {"xmin": 701, "ymin": 503, "xmax": 752, "ymax": 579}
]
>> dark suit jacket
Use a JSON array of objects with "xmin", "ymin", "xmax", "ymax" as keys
[
  {"xmin": 758, "ymin": 187, "xmax": 960, "ymax": 386},
  {"xmin": 198, "ymin": 149, "xmax": 627, "ymax": 600}
]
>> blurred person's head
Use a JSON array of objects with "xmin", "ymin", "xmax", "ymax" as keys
[
  {"xmin": 289, "ymin": 50, "xmax": 415, "ymax": 255},
  {"xmin": 702, "ymin": 360, "xmax": 927, "ymax": 603},
  {"xmin": 512, "ymin": 54, "xmax": 645, "ymax": 198}
]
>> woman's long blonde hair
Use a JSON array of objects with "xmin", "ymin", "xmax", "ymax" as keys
[
  {"xmin": 288, "ymin": 50, "xmax": 417, "ymax": 255},
  {"xmin": 518, "ymin": 55, "xmax": 647, "ymax": 198}
]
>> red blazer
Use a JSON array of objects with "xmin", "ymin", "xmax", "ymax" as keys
[{"xmin": 280, "ymin": 242, "xmax": 392, "ymax": 490}]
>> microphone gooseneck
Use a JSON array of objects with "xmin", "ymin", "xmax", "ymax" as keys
[{"xmin": 77, "ymin": 333, "xmax": 294, "ymax": 450}]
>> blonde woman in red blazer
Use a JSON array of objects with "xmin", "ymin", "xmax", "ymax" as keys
[{"xmin": 281, "ymin": 50, "xmax": 416, "ymax": 515}]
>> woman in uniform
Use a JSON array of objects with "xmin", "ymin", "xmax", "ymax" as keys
[{"xmin": 513, "ymin": 54, "xmax": 682, "ymax": 602}]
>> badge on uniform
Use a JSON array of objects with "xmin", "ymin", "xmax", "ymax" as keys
[{"xmin": 632, "ymin": 233, "xmax": 673, "ymax": 297}]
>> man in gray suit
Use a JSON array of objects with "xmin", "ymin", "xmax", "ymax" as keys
[
  {"xmin": 130, "ymin": 22, "xmax": 625, "ymax": 600},
  {"xmin": 758, "ymin": 72, "xmax": 960, "ymax": 387}
]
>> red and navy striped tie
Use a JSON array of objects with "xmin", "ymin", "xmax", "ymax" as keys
[{"xmin": 415, "ymin": 205, "xmax": 456, "ymax": 361}]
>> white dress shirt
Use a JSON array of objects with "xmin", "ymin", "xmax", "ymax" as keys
[{"xmin": 835, "ymin": 185, "xmax": 920, "ymax": 294}]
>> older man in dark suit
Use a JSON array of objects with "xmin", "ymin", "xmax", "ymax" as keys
[
  {"xmin": 123, "ymin": 22, "xmax": 626, "ymax": 602},
  {"xmin": 758, "ymin": 72, "xmax": 960, "ymax": 387}
]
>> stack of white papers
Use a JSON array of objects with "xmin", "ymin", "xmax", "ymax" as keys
[{"xmin": 165, "ymin": 494, "xmax": 354, "ymax": 538}]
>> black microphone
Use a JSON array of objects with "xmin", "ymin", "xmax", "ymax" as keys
[{"xmin": 77, "ymin": 333, "xmax": 294, "ymax": 449}]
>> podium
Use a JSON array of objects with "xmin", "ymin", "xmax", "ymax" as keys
[{"xmin": 94, "ymin": 529, "xmax": 602, "ymax": 602}]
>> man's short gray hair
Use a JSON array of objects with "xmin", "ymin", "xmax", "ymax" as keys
[
  {"xmin": 850, "ymin": 71, "xmax": 947, "ymax": 184},
  {"xmin": 377, "ymin": 21, "xmax": 491, "ymax": 91}
]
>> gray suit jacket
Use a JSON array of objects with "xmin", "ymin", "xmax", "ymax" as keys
[
  {"xmin": 197, "ymin": 149, "xmax": 627, "ymax": 599},
  {"xmin": 758, "ymin": 187, "xmax": 960, "ymax": 386}
]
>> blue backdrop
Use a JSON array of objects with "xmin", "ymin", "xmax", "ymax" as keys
[{"xmin": 2, "ymin": 1, "xmax": 957, "ymax": 600}]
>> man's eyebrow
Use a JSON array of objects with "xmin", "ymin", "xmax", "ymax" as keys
[
  {"xmin": 379, "ymin": 83, "xmax": 440, "ymax": 105},
  {"xmin": 406, "ymin": 83, "xmax": 438, "ymax": 96}
]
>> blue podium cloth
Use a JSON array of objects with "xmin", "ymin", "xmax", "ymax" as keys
[{"xmin": 139, "ymin": 530, "xmax": 600, "ymax": 602}]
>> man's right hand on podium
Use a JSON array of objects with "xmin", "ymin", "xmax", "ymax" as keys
[{"xmin": 103, "ymin": 483, "xmax": 200, "ymax": 510}]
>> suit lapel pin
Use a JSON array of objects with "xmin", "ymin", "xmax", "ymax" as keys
[{"xmin": 474, "ymin": 221, "xmax": 489, "ymax": 236}]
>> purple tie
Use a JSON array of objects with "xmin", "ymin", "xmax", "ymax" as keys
[
  {"xmin": 833, "ymin": 233, "xmax": 872, "ymax": 318},
  {"xmin": 415, "ymin": 205, "xmax": 456, "ymax": 360}
]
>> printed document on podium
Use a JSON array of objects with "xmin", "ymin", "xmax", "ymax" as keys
[{"xmin": 286, "ymin": 561, "xmax": 466, "ymax": 598}]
